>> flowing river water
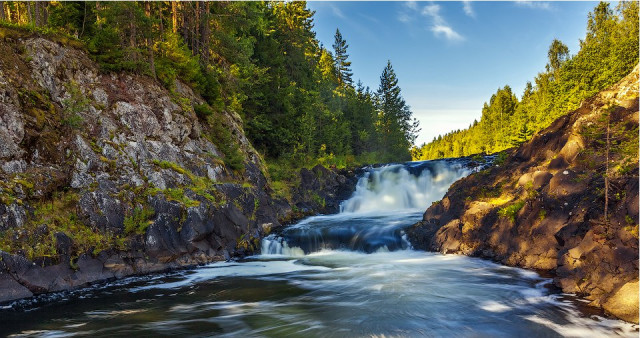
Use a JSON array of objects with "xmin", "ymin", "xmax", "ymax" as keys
[{"xmin": 1, "ymin": 160, "xmax": 637, "ymax": 337}]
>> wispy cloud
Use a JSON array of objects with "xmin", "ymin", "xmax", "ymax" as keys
[
  {"xmin": 462, "ymin": 1, "xmax": 475, "ymax": 18},
  {"xmin": 431, "ymin": 25, "xmax": 464, "ymax": 41},
  {"xmin": 421, "ymin": 3, "xmax": 442, "ymax": 22},
  {"xmin": 404, "ymin": 1, "xmax": 419, "ymax": 11},
  {"xmin": 421, "ymin": 3, "xmax": 464, "ymax": 42},
  {"xmin": 398, "ymin": 13, "xmax": 413, "ymax": 23},
  {"xmin": 514, "ymin": 1, "xmax": 552, "ymax": 11},
  {"xmin": 358, "ymin": 13, "xmax": 380, "ymax": 24},
  {"xmin": 329, "ymin": 4, "xmax": 346, "ymax": 19}
]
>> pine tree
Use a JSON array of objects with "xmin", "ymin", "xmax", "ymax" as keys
[
  {"xmin": 332, "ymin": 28, "xmax": 353, "ymax": 87},
  {"xmin": 376, "ymin": 60, "xmax": 419, "ymax": 160}
]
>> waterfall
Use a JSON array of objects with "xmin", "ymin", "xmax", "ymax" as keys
[
  {"xmin": 340, "ymin": 160, "xmax": 471, "ymax": 213},
  {"xmin": 262, "ymin": 159, "xmax": 474, "ymax": 256}
]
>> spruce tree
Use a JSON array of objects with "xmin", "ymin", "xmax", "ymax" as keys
[
  {"xmin": 332, "ymin": 28, "xmax": 353, "ymax": 86},
  {"xmin": 376, "ymin": 60, "xmax": 419, "ymax": 160}
]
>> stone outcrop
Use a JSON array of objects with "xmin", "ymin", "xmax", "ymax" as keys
[
  {"xmin": 0, "ymin": 33, "xmax": 356, "ymax": 304},
  {"xmin": 408, "ymin": 65, "xmax": 639, "ymax": 323}
]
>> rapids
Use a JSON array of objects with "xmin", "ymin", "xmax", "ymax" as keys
[{"xmin": 0, "ymin": 159, "xmax": 636, "ymax": 337}]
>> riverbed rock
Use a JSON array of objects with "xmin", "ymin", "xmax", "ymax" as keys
[
  {"xmin": 408, "ymin": 65, "xmax": 640, "ymax": 323},
  {"xmin": 0, "ymin": 32, "xmax": 359, "ymax": 305}
]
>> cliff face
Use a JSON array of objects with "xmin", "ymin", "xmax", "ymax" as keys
[
  {"xmin": 408, "ymin": 66, "xmax": 639, "ymax": 323},
  {"xmin": 0, "ymin": 33, "xmax": 355, "ymax": 304}
]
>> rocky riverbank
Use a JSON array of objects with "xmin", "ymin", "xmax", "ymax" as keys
[
  {"xmin": 408, "ymin": 65, "xmax": 639, "ymax": 323},
  {"xmin": 0, "ymin": 32, "xmax": 356, "ymax": 304}
]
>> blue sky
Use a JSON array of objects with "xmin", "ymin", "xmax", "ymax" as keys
[{"xmin": 307, "ymin": 1, "xmax": 599, "ymax": 146}]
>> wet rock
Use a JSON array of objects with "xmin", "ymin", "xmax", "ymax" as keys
[{"xmin": 0, "ymin": 272, "xmax": 33, "ymax": 303}]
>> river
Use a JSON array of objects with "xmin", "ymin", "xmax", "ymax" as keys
[{"xmin": 0, "ymin": 160, "xmax": 636, "ymax": 337}]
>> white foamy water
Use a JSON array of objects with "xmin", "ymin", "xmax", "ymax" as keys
[
  {"xmin": 340, "ymin": 161, "xmax": 470, "ymax": 213},
  {"xmin": 2, "ymin": 159, "xmax": 636, "ymax": 337}
]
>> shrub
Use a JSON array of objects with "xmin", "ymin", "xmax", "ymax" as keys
[
  {"xmin": 194, "ymin": 103, "xmax": 214, "ymax": 119},
  {"xmin": 124, "ymin": 206, "xmax": 155, "ymax": 235},
  {"xmin": 498, "ymin": 200, "xmax": 525, "ymax": 222}
]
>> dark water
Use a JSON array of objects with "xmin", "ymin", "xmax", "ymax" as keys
[{"xmin": 0, "ymin": 161, "xmax": 636, "ymax": 337}]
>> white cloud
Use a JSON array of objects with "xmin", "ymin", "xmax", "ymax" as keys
[
  {"xmin": 422, "ymin": 3, "xmax": 442, "ymax": 23},
  {"xmin": 431, "ymin": 25, "xmax": 464, "ymax": 41},
  {"xmin": 329, "ymin": 4, "xmax": 346, "ymax": 19},
  {"xmin": 420, "ymin": 3, "xmax": 464, "ymax": 42},
  {"xmin": 404, "ymin": 1, "xmax": 419, "ymax": 11},
  {"xmin": 463, "ymin": 1, "xmax": 475, "ymax": 18},
  {"xmin": 398, "ymin": 13, "xmax": 412, "ymax": 23},
  {"xmin": 514, "ymin": 1, "xmax": 552, "ymax": 10}
]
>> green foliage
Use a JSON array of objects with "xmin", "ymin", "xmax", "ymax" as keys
[
  {"xmin": 124, "ymin": 206, "xmax": 155, "ymax": 235},
  {"xmin": 498, "ymin": 200, "xmax": 526, "ymax": 222},
  {"xmin": 153, "ymin": 159, "xmax": 191, "ymax": 177},
  {"xmin": 414, "ymin": 1, "xmax": 638, "ymax": 160},
  {"xmin": 61, "ymin": 81, "xmax": 90, "ymax": 130},
  {"xmin": 538, "ymin": 209, "xmax": 547, "ymax": 221},
  {"xmin": 6, "ymin": 1, "xmax": 420, "ymax": 168},
  {"xmin": 194, "ymin": 103, "xmax": 214, "ymax": 119},
  {"xmin": 625, "ymin": 214, "xmax": 635, "ymax": 226},
  {"xmin": 311, "ymin": 193, "xmax": 326, "ymax": 208},
  {"xmin": 208, "ymin": 113, "xmax": 245, "ymax": 172},
  {"xmin": 0, "ymin": 191, "xmax": 126, "ymax": 261},
  {"xmin": 494, "ymin": 151, "xmax": 509, "ymax": 166}
]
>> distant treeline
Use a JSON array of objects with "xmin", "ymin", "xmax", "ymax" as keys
[
  {"xmin": 413, "ymin": 1, "xmax": 638, "ymax": 160},
  {"xmin": 0, "ymin": 1, "xmax": 419, "ymax": 166}
]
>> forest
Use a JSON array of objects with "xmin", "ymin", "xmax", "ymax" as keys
[
  {"xmin": 0, "ymin": 1, "xmax": 419, "ymax": 168},
  {"xmin": 413, "ymin": 1, "xmax": 638, "ymax": 160}
]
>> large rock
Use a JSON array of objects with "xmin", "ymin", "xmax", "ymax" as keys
[
  {"xmin": 407, "ymin": 65, "xmax": 640, "ymax": 323},
  {"xmin": 0, "ymin": 34, "xmax": 321, "ymax": 305}
]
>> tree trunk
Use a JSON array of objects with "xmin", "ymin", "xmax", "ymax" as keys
[
  {"xmin": 96, "ymin": 2, "xmax": 101, "ymax": 29},
  {"xmin": 158, "ymin": 2, "xmax": 164, "ymax": 38},
  {"xmin": 43, "ymin": 2, "xmax": 49, "ymax": 25},
  {"xmin": 181, "ymin": 3, "xmax": 189, "ymax": 45},
  {"xmin": 171, "ymin": 1, "xmax": 178, "ymax": 33},
  {"xmin": 145, "ymin": 1, "xmax": 156, "ymax": 79},
  {"xmin": 34, "ymin": 1, "xmax": 40, "ymax": 27},
  {"xmin": 194, "ymin": 1, "xmax": 199, "ymax": 55},
  {"xmin": 604, "ymin": 112, "xmax": 610, "ymax": 225},
  {"xmin": 16, "ymin": 3, "xmax": 21, "ymax": 24},
  {"xmin": 80, "ymin": 2, "xmax": 87, "ymax": 37},
  {"xmin": 200, "ymin": 1, "xmax": 209, "ymax": 63},
  {"xmin": 26, "ymin": 2, "xmax": 32, "ymax": 26},
  {"xmin": 0, "ymin": 2, "xmax": 5, "ymax": 21},
  {"xmin": 129, "ymin": 9, "xmax": 137, "ymax": 63}
]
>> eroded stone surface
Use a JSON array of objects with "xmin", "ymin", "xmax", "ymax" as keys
[{"xmin": 408, "ymin": 66, "xmax": 640, "ymax": 323}]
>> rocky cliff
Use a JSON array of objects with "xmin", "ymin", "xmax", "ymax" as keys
[
  {"xmin": 408, "ymin": 65, "xmax": 639, "ymax": 323},
  {"xmin": 0, "ymin": 31, "xmax": 355, "ymax": 304}
]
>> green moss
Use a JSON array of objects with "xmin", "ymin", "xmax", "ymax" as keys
[
  {"xmin": 311, "ymin": 193, "xmax": 326, "ymax": 208},
  {"xmin": 625, "ymin": 214, "xmax": 636, "ymax": 226},
  {"xmin": 498, "ymin": 200, "xmax": 526, "ymax": 222},
  {"xmin": 0, "ymin": 191, "xmax": 126, "ymax": 262},
  {"xmin": 13, "ymin": 179, "xmax": 33, "ymax": 189},
  {"xmin": 153, "ymin": 160, "xmax": 192, "ymax": 178},
  {"xmin": 151, "ymin": 159, "xmax": 226, "ymax": 206},
  {"xmin": 0, "ymin": 24, "xmax": 84, "ymax": 49},
  {"xmin": 236, "ymin": 233, "xmax": 259, "ymax": 252},
  {"xmin": 99, "ymin": 156, "xmax": 116, "ymax": 172},
  {"xmin": 124, "ymin": 206, "xmax": 155, "ymax": 235},
  {"xmin": 538, "ymin": 209, "xmax": 547, "ymax": 221},
  {"xmin": 163, "ymin": 188, "xmax": 200, "ymax": 208}
]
